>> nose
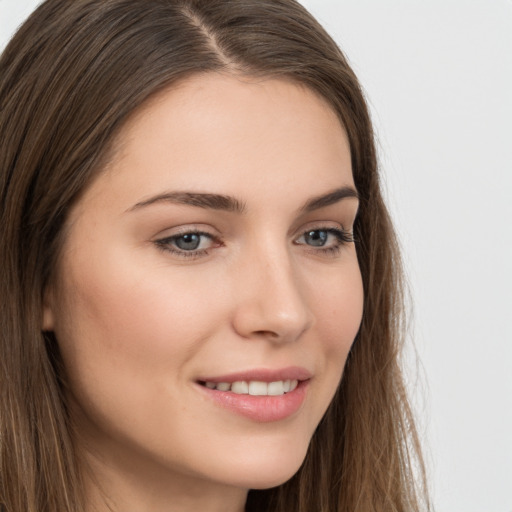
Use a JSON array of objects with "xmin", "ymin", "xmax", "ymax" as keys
[{"xmin": 231, "ymin": 246, "xmax": 314, "ymax": 343}]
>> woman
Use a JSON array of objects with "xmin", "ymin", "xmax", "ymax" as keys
[{"xmin": 0, "ymin": 1, "xmax": 429, "ymax": 511}]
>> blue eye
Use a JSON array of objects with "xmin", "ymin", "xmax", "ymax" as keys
[
  {"xmin": 174, "ymin": 233, "xmax": 202, "ymax": 251},
  {"xmin": 155, "ymin": 231, "xmax": 216, "ymax": 257},
  {"xmin": 303, "ymin": 230, "xmax": 329, "ymax": 247},
  {"xmin": 295, "ymin": 227, "xmax": 354, "ymax": 254}
]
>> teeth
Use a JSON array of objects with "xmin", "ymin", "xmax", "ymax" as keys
[
  {"xmin": 267, "ymin": 381, "xmax": 284, "ymax": 396},
  {"xmin": 248, "ymin": 381, "xmax": 267, "ymax": 396},
  {"xmin": 203, "ymin": 379, "xmax": 300, "ymax": 395},
  {"xmin": 231, "ymin": 381, "xmax": 249, "ymax": 394}
]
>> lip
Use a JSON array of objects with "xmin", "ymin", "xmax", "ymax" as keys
[
  {"xmin": 197, "ymin": 366, "xmax": 312, "ymax": 384},
  {"xmin": 195, "ymin": 366, "xmax": 311, "ymax": 423}
]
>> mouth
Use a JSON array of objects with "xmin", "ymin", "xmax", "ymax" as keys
[
  {"xmin": 195, "ymin": 367, "xmax": 311, "ymax": 422},
  {"xmin": 198, "ymin": 379, "xmax": 299, "ymax": 396}
]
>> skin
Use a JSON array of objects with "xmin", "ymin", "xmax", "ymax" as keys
[{"xmin": 43, "ymin": 74, "xmax": 364, "ymax": 512}]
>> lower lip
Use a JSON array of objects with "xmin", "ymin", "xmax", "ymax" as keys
[{"xmin": 197, "ymin": 381, "xmax": 309, "ymax": 422}]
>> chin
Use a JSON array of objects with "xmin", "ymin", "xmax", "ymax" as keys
[
  {"xmin": 213, "ymin": 440, "xmax": 309, "ymax": 490},
  {"xmin": 247, "ymin": 469, "xmax": 301, "ymax": 490}
]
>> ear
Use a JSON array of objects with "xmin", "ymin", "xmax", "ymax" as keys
[{"xmin": 42, "ymin": 287, "xmax": 55, "ymax": 331}]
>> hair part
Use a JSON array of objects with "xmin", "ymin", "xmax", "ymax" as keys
[{"xmin": 0, "ymin": 1, "xmax": 429, "ymax": 511}]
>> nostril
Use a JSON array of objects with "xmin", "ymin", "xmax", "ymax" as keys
[{"xmin": 253, "ymin": 330, "xmax": 279, "ymax": 338}]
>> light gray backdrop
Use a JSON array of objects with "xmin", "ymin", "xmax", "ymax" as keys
[{"xmin": 1, "ymin": 1, "xmax": 511, "ymax": 511}]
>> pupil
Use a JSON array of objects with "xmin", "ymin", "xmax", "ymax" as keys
[
  {"xmin": 306, "ymin": 230, "xmax": 327, "ymax": 246},
  {"xmin": 176, "ymin": 234, "xmax": 201, "ymax": 250}
]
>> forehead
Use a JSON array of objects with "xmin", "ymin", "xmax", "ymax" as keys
[{"xmin": 80, "ymin": 73, "xmax": 354, "ymax": 216}]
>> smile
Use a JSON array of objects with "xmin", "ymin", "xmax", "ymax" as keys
[
  {"xmin": 200, "ymin": 379, "xmax": 299, "ymax": 396},
  {"xmin": 195, "ymin": 367, "xmax": 311, "ymax": 422}
]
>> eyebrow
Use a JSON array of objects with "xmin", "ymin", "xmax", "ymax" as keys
[
  {"xmin": 299, "ymin": 186, "xmax": 359, "ymax": 212},
  {"xmin": 128, "ymin": 191, "xmax": 247, "ymax": 214},
  {"xmin": 127, "ymin": 186, "xmax": 358, "ymax": 214}
]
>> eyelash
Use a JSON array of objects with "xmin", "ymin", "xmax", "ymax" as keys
[
  {"xmin": 296, "ymin": 228, "xmax": 355, "ymax": 257},
  {"xmin": 154, "ymin": 230, "xmax": 215, "ymax": 259},
  {"xmin": 154, "ymin": 226, "xmax": 355, "ymax": 259}
]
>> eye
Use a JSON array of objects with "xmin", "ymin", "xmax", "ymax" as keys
[
  {"xmin": 302, "ymin": 230, "xmax": 330, "ymax": 247},
  {"xmin": 173, "ymin": 233, "xmax": 204, "ymax": 251},
  {"xmin": 295, "ymin": 227, "xmax": 354, "ymax": 254},
  {"xmin": 154, "ymin": 230, "xmax": 218, "ymax": 257}
]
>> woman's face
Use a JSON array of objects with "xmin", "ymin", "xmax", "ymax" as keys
[{"xmin": 44, "ymin": 74, "xmax": 363, "ymax": 499}]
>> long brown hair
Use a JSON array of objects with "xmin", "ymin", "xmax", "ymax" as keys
[{"xmin": 0, "ymin": 1, "xmax": 429, "ymax": 511}]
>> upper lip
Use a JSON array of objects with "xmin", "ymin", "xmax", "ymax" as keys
[{"xmin": 197, "ymin": 366, "xmax": 312, "ymax": 384}]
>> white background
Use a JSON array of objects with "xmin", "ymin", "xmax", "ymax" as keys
[{"xmin": 1, "ymin": 1, "xmax": 511, "ymax": 511}]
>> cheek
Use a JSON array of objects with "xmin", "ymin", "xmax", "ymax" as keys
[
  {"xmin": 311, "ymin": 259, "xmax": 364, "ymax": 352},
  {"xmin": 51, "ymin": 248, "xmax": 229, "ymax": 418},
  {"xmin": 306, "ymin": 258, "xmax": 364, "ymax": 408},
  {"xmin": 50, "ymin": 251, "xmax": 235, "ymax": 459},
  {"xmin": 58, "ymin": 251, "xmax": 218, "ymax": 352}
]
